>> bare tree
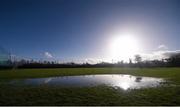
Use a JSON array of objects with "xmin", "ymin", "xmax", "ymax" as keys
[
  {"xmin": 134, "ymin": 55, "xmax": 142, "ymax": 68},
  {"xmin": 134, "ymin": 54, "xmax": 142, "ymax": 63}
]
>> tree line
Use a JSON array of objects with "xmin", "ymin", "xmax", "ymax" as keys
[{"xmin": 1, "ymin": 53, "xmax": 179, "ymax": 69}]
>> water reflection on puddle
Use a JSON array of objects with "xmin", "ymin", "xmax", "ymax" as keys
[{"xmin": 5, "ymin": 74, "xmax": 165, "ymax": 90}]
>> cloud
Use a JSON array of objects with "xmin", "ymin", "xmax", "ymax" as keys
[
  {"xmin": 85, "ymin": 58, "xmax": 99, "ymax": 64},
  {"xmin": 138, "ymin": 45, "xmax": 180, "ymax": 61},
  {"xmin": 127, "ymin": 45, "xmax": 169, "ymax": 61},
  {"xmin": 161, "ymin": 50, "xmax": 180, "ymax": 57},
  {"xmin": 44, "ymin": 52, "xmax": 53, "ymax": 58},
  {"xmin": 140, "ymin": 50, "xmax": 180, "ymax": 61},
  {"xmin": 158, "ymin": 44, "xmax": 168, "ymax": 50}
]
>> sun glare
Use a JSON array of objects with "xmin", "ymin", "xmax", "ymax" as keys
[
  {"xmin": 110, "ymin": 33, "xmax": 140, "ymax": 61},
  {"xmin": 119, "ymin": 82, "xmax": 130, "ymax": 90}
]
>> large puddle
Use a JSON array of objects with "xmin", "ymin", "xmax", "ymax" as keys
[{"xmin": 1, "ymin": 74, "xmax": 165, "ymax": 90}]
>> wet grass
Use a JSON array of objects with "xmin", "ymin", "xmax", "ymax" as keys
[
  {"xmin": 0, "ymin": 67, "xmax": 180, "ymax": 105},
  {"xmin": 0, "ymin": 85, "xmax": 180, "ymax": 106}
]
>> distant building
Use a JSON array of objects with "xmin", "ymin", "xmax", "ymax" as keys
[{"xmin": 0, "ymin": 47, "xmax": 11, "ymax": 66}]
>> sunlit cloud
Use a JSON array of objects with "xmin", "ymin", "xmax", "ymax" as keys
[
  {"xmin": 158, "ymin": 44, "xmax": 168, "ymax": 50},
  {"xmin": 44, "ymin": 52, "xmax": 53, "ymax": 58},
  {"xmin": 140, "ymin": 51, "xmax": 167, "ymax": 61},
  {"xmin": 161, "ymin": 50, "xmax": 180, "ymax": 57},
  {"xmin": 140, "ymin": 50, "xmax": 180, "ymax": 61},
  {"xmin": 132, "ymin": 44, "xmax": 179, "ymax": 61},
  {"xmin": 85, "ymin": 58, "xmax": 98, "ymax": 64}
]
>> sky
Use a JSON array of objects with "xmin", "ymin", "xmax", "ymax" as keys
[{"xmin": 0, "ymin": 0, "xmax": 180, "ymax": 63}]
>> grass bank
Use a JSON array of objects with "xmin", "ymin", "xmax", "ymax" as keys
[{"xmin": 0, "ymin": 67, "xmax": 180, "ymax": 84}]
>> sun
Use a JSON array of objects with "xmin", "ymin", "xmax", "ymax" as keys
[{"xmin": 109, "ymin": 33, "xmax": 140, "ymax": 61}]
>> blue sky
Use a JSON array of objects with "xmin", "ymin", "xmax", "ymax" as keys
[{"xmin": 0, "ymin": 0, "xmax": 180, "ymax": 62}]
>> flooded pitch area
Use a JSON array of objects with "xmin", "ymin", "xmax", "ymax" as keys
[{"xmin": 1, "ymin": 74, "xmax": 165, "ymax": 90}]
